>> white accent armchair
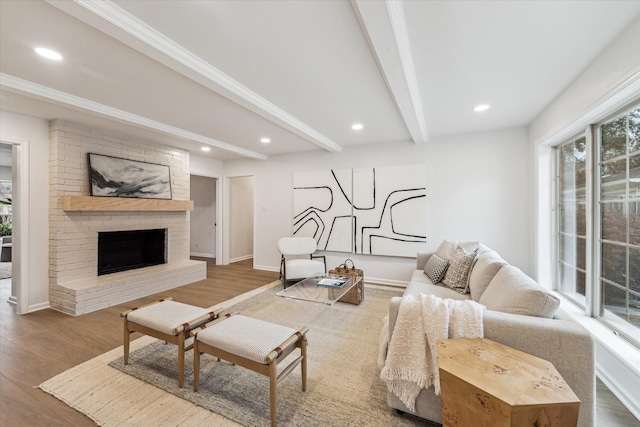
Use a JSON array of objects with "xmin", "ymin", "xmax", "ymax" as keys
[{"xmin": 278, "ymin": 237, "xmax": 326, "ymax": 287}]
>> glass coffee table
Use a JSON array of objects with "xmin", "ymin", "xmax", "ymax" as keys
[
  {"xmin": 276, "ymin": 273, "xmax": 362, "ymax": 306},
  {"xmin": 275, "ymin": 274, "xmax": 362, "ymax": 345}
]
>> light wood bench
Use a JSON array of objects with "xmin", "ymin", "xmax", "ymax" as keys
[
  {"xmin": 121, "ymin": 297, "xmax": 219, "ymax": 388},
  {"xmin": 191, "ymin": 313, "xmax": 308, "ymax": 427}
]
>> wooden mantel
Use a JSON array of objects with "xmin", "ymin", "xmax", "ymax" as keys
[{"xmin": 62, "ymin": 196, "xmax": 193, "ymax": 212}]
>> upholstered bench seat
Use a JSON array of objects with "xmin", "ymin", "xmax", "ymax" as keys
[
  {"xmin": 126, "ymin": 300, "xmax": 210, "ymax": 335},
  {"xmin": 196, "ymin": 315, "xmax": 297, "ymax": 363},
  {"xmin": 192, "ymin": 314, "xmax": 308, "ymax": 427},
  {"xmin": 121, "ymin": 298, "xmax": 218, "ymax": 388}
]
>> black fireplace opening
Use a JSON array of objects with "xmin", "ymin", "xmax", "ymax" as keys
[{"xmin": 98, "ymin": 229, "xmax": 166, "ymax": 276}]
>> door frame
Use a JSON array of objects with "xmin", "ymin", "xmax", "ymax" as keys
[
  {"xmin": 2, "ymin": 138, "xmax": 30, "ymax": 314},
  {"xmin": 190, "ymin": 173, "xmax": 222, "ymax": 265},
  {"xmin": 224, "ymin": 175, "xmax": 255, "ymax": 266}
]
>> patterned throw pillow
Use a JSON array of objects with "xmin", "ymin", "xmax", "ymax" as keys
[
  {"xmin": 442, "ymin": 246, "xmax": 477, "ymax": 293},
  {"xmin": 424, "ymin": 253, "xmax": 449, "ymax": 283}
]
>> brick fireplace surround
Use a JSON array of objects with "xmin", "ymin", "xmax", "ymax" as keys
[{"xmin": 48, "ymin": 120, "xmax": 205, "ymax": 316}]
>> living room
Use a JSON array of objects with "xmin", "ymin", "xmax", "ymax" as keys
[{"xmin": 1, "ymin": 1, "xmax": 639, "ymax": 425}]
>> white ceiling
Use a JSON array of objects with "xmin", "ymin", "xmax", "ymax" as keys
[{"xmin": 1, "ymin": 0, "xmax": 639, "ymax": 161}]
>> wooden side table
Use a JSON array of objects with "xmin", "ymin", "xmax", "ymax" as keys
[{"xmin": 438, "ymin": 338, "xmax": 580, "ymax": 427}]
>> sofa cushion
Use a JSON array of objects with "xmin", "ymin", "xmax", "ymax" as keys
[
  {"xmin": 468, "ymin": 249, "xmax": 507, "ymax": 301},
  {"xmin": 410, "ymin": 269, "xmax": 433, "ymax": 285},
  {"xmin": 479, "ymin": 265, "xmax": 560, "ymax": 318},
  {"xmin": 404, "ymin": 280, "xmax": 471, "ymax": 301},
  {"xmin": 442, "ymin": 246, "xmax": 477, "ymax": 293},
  {"xmin": 423, "ymin": 252, "xmax": 449, "ymax": 283}
]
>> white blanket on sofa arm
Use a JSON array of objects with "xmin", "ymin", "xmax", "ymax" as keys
[{"xmin": 379, "ymin": 293, "xmax": 485, "ymax": 412}]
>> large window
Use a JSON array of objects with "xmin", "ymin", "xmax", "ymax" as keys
[
  {"xmin": 598, "ymin": 105, "xmax": 640, "ymax": 342},
  {"xmin": 555, "ymin": 101, "xmax": 640, "ymax": 347}
]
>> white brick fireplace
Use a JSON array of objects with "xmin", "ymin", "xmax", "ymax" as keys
[{"xmin": 48, "ymin": 120, "xmax": 205, "ymax": 315}]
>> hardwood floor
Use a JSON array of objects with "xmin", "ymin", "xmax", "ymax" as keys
[
  {"xmin": 0, "ymin": 258, "xmax": 278, "ymax": 427},
  {"xmin": 0, "ymin": 258, "xmax": 638, "ymax": 426}
]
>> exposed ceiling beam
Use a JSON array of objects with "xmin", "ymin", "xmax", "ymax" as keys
[
  {"xmin": 350, "ymin": 0, "xmax": 428, "ymax": 144},
  {"xmin": 46, "ymin": 0, "xmax": 343, "ymax": 153},
  {"xmin": 0, "ymin": 73, "xmax": 268, "ymax": 160}
]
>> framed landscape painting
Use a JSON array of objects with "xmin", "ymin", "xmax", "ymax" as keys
[{"xmin": 88, "ymin": 153, "xmax": 172, "ymax": 199}]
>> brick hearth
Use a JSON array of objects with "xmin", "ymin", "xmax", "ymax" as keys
[{"xmin": 48, "ymin": 120, "xmax": 205, "ymax": 315}]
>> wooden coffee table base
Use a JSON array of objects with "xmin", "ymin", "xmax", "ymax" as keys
[{"xmin": 438, "ymin": 338, "xmax": 580, "ymax": 427}]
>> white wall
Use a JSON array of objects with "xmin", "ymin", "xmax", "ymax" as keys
[
  {"xmin": 529, "ymin": 18, "xmax": 640, "ymax": 146},
  {"xmin": 190, "ymin": 154, "xmax": 223, "ymax": 178},
  {"xmin": 228, "ymin": 176, "xmax": 254, "ymax": 262},
  {"xmin": 223, "ymin": 127, "xmax": 531, "ymax": 285},
  {"xmin": 0, "ymin": 110, "xmax": 50, "ymax": 312},
  {"xmin": 190, "ymin": 175, "xmax": 216, "ymax": 257}
]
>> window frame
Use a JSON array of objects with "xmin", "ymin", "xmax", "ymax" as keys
[{"xmin": 553, "ymin": 98, "xmax": 640, "ymax": 349}]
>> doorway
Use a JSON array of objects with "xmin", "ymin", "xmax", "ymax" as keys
[
  {"xmin": 227, "ymin": 176, "xmax": 254, "ymax": 264},
  {"xmin": 190, "ymin": 175, "xmax": 218, "ymax": 263},
  {"xmin": 0, "ymin": 139, "xmax": 28, "ymax": 314}
]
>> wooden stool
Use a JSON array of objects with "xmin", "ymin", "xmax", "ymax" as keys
[
  {"xmin": 192, "ymin": 313, "xmax": 308, "ymax": 427},
  {"xmin": 121, "ymin": 297, "xmax": 218, "ymax": 388}
]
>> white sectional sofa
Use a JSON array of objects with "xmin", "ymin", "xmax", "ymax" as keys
[{"xmin": 384, "ymin": 241, "xmax": 595, "ymax": 427}]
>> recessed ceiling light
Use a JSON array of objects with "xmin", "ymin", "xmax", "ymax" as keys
[
  {"xmin": 34, "ymin": 47, "xmax": 63, "ymax": 61},
  {"xmin": 260, "ymin": 137, "xmax": 271, "ymax": 143},
  {"xmin": 473, "ymin": 104, "xmax": 490, "ymax": 112},
  {"xmin": 201, "ymin": 147, "xmax": 211, "ymax": 152},
  {"xmin": 351, "ymin": 123, "xmax": 364, "ymax": 130}
]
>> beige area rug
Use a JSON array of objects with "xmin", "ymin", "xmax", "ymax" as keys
[
  {"xmin": 0, "ymin": 262, "xmax": 11, "ymax": 280},
  {"xmin": 40, "ymin": 282, "xmax": 434, "ymax": 426}
]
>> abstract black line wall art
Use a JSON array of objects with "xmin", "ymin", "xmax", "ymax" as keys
[
  {"xmin": 354, "ymin": 164, "xmax": 427, "ymax": 256},
  {"xmin": 293, "ymin": 168, "xmax": 352, "ymax": 253},
  {"xmin": 293, "ymin": 164, "xmax": 427, "ymax": 257},
  {"xmin": 88, "ymin": 153, "xmax": 172, "ymax": 199}
]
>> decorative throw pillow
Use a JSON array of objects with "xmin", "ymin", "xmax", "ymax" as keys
[
  {"xmin": 424, "ymin": 253, "xmax": 449, "ymax": 283},
  {"xmin": 435, "ymin": 239, "xmax": 479, "ymax": 260},
  {"xmin": 442, "ymin": 246, "xmax": 477, "ymax": 293},
  {"xmin": 435, "ymin": 239, "xmax": 458, "ymax": 260}
]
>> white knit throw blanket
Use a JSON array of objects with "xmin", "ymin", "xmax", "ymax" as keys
[{"xmin": 379, "ymin": 293, "xmax": 485, "ymax": 412}]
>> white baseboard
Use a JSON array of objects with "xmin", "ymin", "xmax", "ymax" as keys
[
  {"xmin": 190, "ymin": 252, "xmax": 214, "ymax": 258},
  {"xmin": 29, "ymin": 301, "xmax": 51, "ymax": 313},
  {"xmin": 361, "ymin": 277, "xmax": 408, "ymax": 288},
  {"xmin": 7, "ymin": 296, "xmax": 50, "ymax": 313},
  {"xmin": 229, "ymin": 254, "xmax": 253, "ymax": 263},
  {"xmin": 253, "ymin": 264, "xmax": 279, "ymax": 273}
]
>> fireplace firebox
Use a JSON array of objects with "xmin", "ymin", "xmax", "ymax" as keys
[{"xmin": 98, "ymin": 229, "xmax": 166, "ymax": 276}]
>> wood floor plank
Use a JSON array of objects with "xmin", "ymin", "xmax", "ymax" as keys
[{"xmin": 0, "ymin": 375, "xmax": 95, "ymax": 427}]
